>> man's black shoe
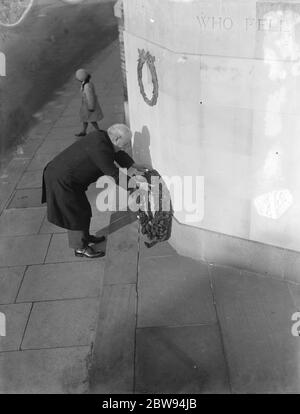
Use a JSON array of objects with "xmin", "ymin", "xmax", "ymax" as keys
[
  {"xmin": 88, "ymin": 235, "xmax": 106, "ymax": 244},
  {"xmin": 75, "ymin": 131, "xmax": 87, "ymax": 137},
  {"xmin": 74, "ymin": 246, "xmax": 105, "ymax": 258}
]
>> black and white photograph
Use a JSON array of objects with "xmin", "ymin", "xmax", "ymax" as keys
[{"xmin": 0, "ymin": 0, "xmax": 300, "ymax": 398}]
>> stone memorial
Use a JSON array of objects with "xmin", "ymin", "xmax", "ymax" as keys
[{"xmin": 121, "ymin": 0, "xmax": 300, "ymax": 267}]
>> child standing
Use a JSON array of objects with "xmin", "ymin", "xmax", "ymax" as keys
[{"xmin": 75, "ymin": 68, "xmax": 104, "ymax": 137}]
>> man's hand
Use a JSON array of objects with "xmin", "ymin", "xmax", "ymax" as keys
[
  {"xmin": 138, "ymin": 181, "xmax": 151, "ymax": 192},
  {"xmin": 132, "ymin": 163, "xmax": 150, "ymax": 173},
  {"xmin": 132, "ymin": 174, "xmax": 152, "ymax": 192}
]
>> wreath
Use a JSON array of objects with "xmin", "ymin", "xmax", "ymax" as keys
[
  {"xmin": 137, "ymin": 49, "xmax": 159, "ymax": 107},
  {"xmin": 137, "ymin": 169, "xmax": 173, "ymax": 248}
]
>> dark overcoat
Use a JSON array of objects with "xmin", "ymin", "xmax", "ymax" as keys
[{"xmin": 41, "ymin": 130, "xmax": 134, "ymax": 230}]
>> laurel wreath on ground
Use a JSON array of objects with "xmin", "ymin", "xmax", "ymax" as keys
[
  {"xmin": 137, "ymin": 49, "xmax": 159, "ymax": 107},
  {"xmin": 137, "ymin": 169, "xmax": 173, "ymax": 248}
]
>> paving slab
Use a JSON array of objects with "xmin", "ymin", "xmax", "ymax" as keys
[
  {"xmin": 211, "ymin": 265, "xmax": 300, "ymax": 393},
  {"xmin": 24, "ymin": 133, "xmax": 45, "ymax": 143},
  {"xmin": 22, "ymin": 298, "xmax": 99, "ymax": 350},
  {"xmin": 26, "ymin": 153, "xmax": 55, "ymax": 171},
  {"xmin": 103, "ymin": 220, "xmax": 139, "ymax": 285},
  {"xmin": 90, "ymin": 284, "xmax": 136, "ymax": 394},
  {"xmin": 0, "ymin": 208, "xmax": 45, "ymax": 236},
  {"xmin": 42, "ymin": 103, "xmax": 66, "ymax": 114},
  {"xmin": 0, "ymin": 346, "xmax": 91, "ymax": 394},
  {"xmin": 52, "ymin": 116, "xmax": 79, "ymax": 129},
  {"xmin": 25, "ymin": 129, "xmax": 49, "ymax": 141},
  {"xmin": 32, "ymin": 115, "xmax": 59, "ymax": 126},
  {"xmin": 0, "ymin": 267, "xmax": 25, "ymax": 304},
  {"xmin": 0, "ymin": 39, "xmax": 131, "ymax": 392},
  {"xmin": 7, "ymin": 189, "xmax": 43, "ymax": 209},
  {"xmin": 39, "ymin": 217, "xmax": 67, "ymax": 234},
  {"xmin": 35, "ymin": 138, "xmax": 77, "ymax": 155},
  {"xmin": 45, "ymin": 126, "xmax": 79, "ymax": 141},
  {"xmin": 61, "ymin": 108, "xmax": 80, "ymax": 118},
  {"xmin": 135, "ymin": 325, "xmax": 230, "ymax": 394},
  {"xmin": 17, "ymin": 262, "xmax": 105, "ymax": 302},
  {"xmin": 25, "ymin": 122, "xmax": 53, "ymax": 140},
  {"xmin": 17, "ymin": 170, "xmax": 43, "ymax": 189},
  {"xmin": 0, "ymin": 303, "xmax": 32, "ymax": 351},
  {"xmin": 45, "ymin": 233, "xmax": 106, "ymax": 264},
  {"xmin": 138, "ymin": 256, "xmax": 216, "ymax": 328},
  {"xmin": 61, "ymin": 105, "xmax": 80, "ymax": 117},
  {"xmin": 0, "ymin": 159, "xmax": 29, "ymax": 215},
  {"xmin": 0, "ymin": 235, "xmax": 51, "ymax": 267}
]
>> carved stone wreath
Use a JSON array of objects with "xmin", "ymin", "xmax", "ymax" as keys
[{"xmin": 137, "ymin": 49, "xmax": 159, "ymax": 107}]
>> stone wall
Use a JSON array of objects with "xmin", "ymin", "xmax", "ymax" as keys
[{"xmin": 122, "ymin": 0, "xmax": 300, "ymax": 253}]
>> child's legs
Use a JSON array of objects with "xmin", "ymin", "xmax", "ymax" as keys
[
  {"xmin": 75, "ymin": 122, "xmax": 88, "ymax": 137},
  {"xmin": 91, "ymin": 122, "xmax": 100, "ymax": 131}
]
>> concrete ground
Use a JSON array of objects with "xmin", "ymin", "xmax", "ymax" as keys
[
  {"xmin": 0, "ymin": 38, "xmax": 300, "ymax": 394},
  {"xmin": 90, "ymin": 212, "xmax": 300, "ymax": 394},
  {"xmin": 0, "ymin": 40, "xmax": 124, "ymax": 393}
]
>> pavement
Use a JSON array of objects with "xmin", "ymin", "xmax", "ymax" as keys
[
  {"xmin": 0, "ymin": 38, "xmax": 300, "ymax": 394},
  {"xmin": 0, "ymin": 39, "xmax": 124, "ymax": 393},
  {"xmin": 89, "ymin": 212, "xmax": 300, "ymax": 394}
]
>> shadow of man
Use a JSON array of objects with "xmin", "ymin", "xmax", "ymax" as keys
[{"xmin": 132, "ymin": 125, "xmax": 153, "ymax": 169}]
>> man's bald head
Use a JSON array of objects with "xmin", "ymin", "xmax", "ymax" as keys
[{"xmin": 107, "ymin": 124, "xmax": 132, "ymax": 151}]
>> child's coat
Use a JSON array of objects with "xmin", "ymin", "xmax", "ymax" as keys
[{"xmin": 80, "ymin": 81, "xmax": 103, "ymax": 123}]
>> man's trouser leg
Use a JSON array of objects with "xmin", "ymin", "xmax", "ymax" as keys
[{"xmin": 68, "ymin": 228, "xmax": 89, "ymax": 249}]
